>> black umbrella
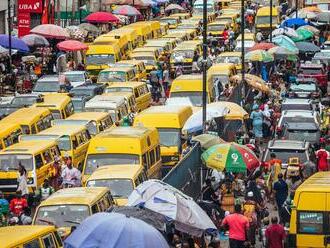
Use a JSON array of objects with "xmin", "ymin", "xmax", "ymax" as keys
[
  {"xmin": 111, "ymin": 206, "xmax": 167, "ymax": 231},
  {"xmin": 316, "ymin": 12, "xmax": 330, "ymax": 24},
  {"xmin": 295, "ymin": 41, "xmax": 320, "ymax": 53}
]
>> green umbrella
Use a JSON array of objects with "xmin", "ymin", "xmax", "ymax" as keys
[
  {"xmin": 292, "ymin": 28, "xmax": 314, "ymax": 42},
  {"xmin": 272, "ymin": 35, "xmax": 299, "ymax": 53},
  {"xmin": 245, "ymin": 49, "xmax": 274, "ymax": 62}
]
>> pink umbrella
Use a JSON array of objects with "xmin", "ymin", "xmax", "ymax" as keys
[
  {"xmin": 165, "ymin": 4, "xmax": 185, "ymax": 12},
  {"xmin": 30, "ymin": 24, "xmax": 70, "ymax": 39},
  {"xmin": 113, "ymin": 5, "xmax": 142, "ymax": 16},
  {"xmin": 57, "ymin": 40, "xmax": 88, "ymax": 52},
  {"xmin": 85, "ymin": 12, "xmax": 119, "ymax": 23}
]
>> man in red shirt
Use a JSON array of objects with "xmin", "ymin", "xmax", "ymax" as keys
[
  {"xmin": 9, "ymin": 191, "xmax": 28, "ymax": 217},
  {"xmin": 316, "ymin": 144, "xmax": 330, "ymax": 171},
  {"xmin": 265, "ymin": 216, "xmax": 286, "ymax": 248},
  {"xmin": 221, "ymin": 204, "xmax": 249, "ymax": 248}
]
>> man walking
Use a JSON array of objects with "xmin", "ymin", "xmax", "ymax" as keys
[
  {"xmin": 265, "ymin": 216, "xmax": 286, "ymax": 248},
  {"xmin": 273, "ymin": 173, "xmax": 288, "ymax": 213},
  {"xmin": 221, "ymin": 204, "xmax": 249, "ymax": 248}
]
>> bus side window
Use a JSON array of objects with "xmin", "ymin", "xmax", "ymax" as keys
[
  {"xmin": 23, "ymin": 239, "xmax": 41, "ymax": 248},
  {"xmin": 134, "ymin": 177, "xmax": 140, "ymax": 187},
  {"xmin": 91, "ymin": 204, "xmax": 99, "ymax": 214},
  {"xmin": 42, "ymin": 234, "xmax": 56, "ymax": 248},
  {"xmin": 35, "ymin": 154, "xmax": 44, "ymax": 169},
  {"xmin": 142, "ymin": 153, "xmax": 149, "ymax": 170},
  {"xmin": 149, "ymin": 149, "xmax": 155, "ymax": 166},
  {"xmin": 155, "ymin": 146, "xmax": 161, "ymax": 161},
  {"xmin": 134, "ymin": 88, "xmax": 139, "ymax": 98},
  {"xmin": 31, "ymin": 125, "xmax": 37, "ymax": 134},
  {"xmin": 72, "ymin": 137, "xmax": 78, "ymax": 149},
  {"xmin": 65, "ymin": 102, "xmax": 74, "ymax": 117},
  {"xmin": 42, "ymin": 150, "xmax": 53, "ymax": 164},
  {"xmin": 138, "ymin": 172, "xmax": 146, "ymax": 184},
  {"xmin": 12, "ymin": 129, "xmax": 22, "ymax": 144}
]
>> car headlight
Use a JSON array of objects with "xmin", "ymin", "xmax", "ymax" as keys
[{"xmin": 27, "ymin": 178, "xmax": 34, "ymax": 185}]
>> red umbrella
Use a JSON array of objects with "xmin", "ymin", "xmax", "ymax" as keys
[
  {"xmin": 249, "ymin": 42, "xmax": 276, "ymax": 51},
  {"xmin": 30, "ymin": 24, "xmax": 70, "ymax": 39},
  {"xmin": 85, "ymin": 12, "xmax": 119, "ymax": 23},
  {"xmin": 57, "ymin": 40, "xmax": 88, "ymax": 52}
]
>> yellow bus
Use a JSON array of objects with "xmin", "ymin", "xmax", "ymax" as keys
[
  {"xmin": 0, "ymin": 107, "xmax": 53, "ymax": 135},
  {"xmin": 86, "ymin": 164, "xmax": 147, "ymax": 206},
  {"xmin": 1, "ymin": 226, "xmax": 63, "ymax": 248},
  {"xmin": 33, "ymin": 187, "xmax": 114, "ymax": 239},
  {"xmin": 0, "ymin": 122, "xmax": 22, "ymax": 150},
  {"xmin": 207, "ymin": 63, "xmax": 237, "ymax": 89},
  {"xmin": 33, "ymin": 94, "xmax": 74, "ymax": 119},
  {"xmin": 94, "ymin": 34, "xmax": 129, "ymax": 60},
  {"xmin": 122, "ymin": 23, "xmax": 152, "ymax": 46},
  {"xmin": 82, "ymin": 127, "xmax": 161, "ymax": 183},
  {"xmin": 160, "ymin": 16, "xmax": 181, "ymax": 29},
  {"xmin": 145, "ymin": 21, "xmax": 162, "ymax": 38},
  {"xmin": 134, "ymin": 105, "xmax": 193, "ymax": 167},
  {"xmin": 0, "ymin": 140, "xmax": 61, "ymax": 196},
  {"xmin": 107, "ymin": 28, "xmax": 137, "ymax": 54},
  {"xmin": 105, "ymin": 81, "xmax": 152, "ymax": 112},
  {"xmin": 97, "ymin": 67, "xmax": 137, "ymax": 85},
  {"xmin": 255, "ymin": 6, "xmax": 279, "ymax": 35},
  {"xmin": 130, "ymin": 51, "xmax": 158, "ymax": 74},
  {"xmin": 115, "ymin": 60, "xmax": 147, "ymax": 81}
]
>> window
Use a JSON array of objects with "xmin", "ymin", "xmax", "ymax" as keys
[
  {"xmin": 134, "ymin": 88, "xmax": 139, "ymax": 98},
  {"xmin": 149, "ymin": 149, "xmax": 155, "ymax": 165},
  {"xmin": 36, "ymin": 120, "xmax": 45, "ymax": 132},
  {"xmin": 22, "ymin": 125, "xmax": 30, "ymax": 134},
  {"xmin": 31, "ymin": 125, "xmax": 37, "ymax": 134},
  {"xmin": 50, "ymin": 146, "xmax": 60, "ymax": 158},
  {"xmin": 54, "ymin": 231, "xmax": 63, "ymax": 247},
  {"xmin": 65, "ymin": 102, "xmax": 74, "ymax": 117},
  {"xmin": 12, "ymin": 130, "xmax": 22, "ymax": 143},
  {"xmin": 4, "ymin": 136, "xmax": 12, "ymax": 147},
  {"xmin": 155, "ymin": 146, "xmax": 161, "ymax": 161},
  {"xmin": 72, "ymin": 138, "xmax": 78, "ymax": 149},
  {"xmin": 42, "ymin": 234, "xmax": 56, "ymax": 248},
  {"xmin": 43, "ymin": 115, "xmax": 53, "ymax": 129},
  {"xmin": 91, "ymin": 204, "xmax": 99, "ymax": 214},
  {"xmin": 298, "ymin": 212, "xmax": 324, "ymax": 234},
  {"xmin": 35, "ymin": 154, "xmax": 44, "ymax": 169},
  {"xmin": 134, "ymin": 178, "xmax": 140, "ymax": 187},
  {"xmin": 42, "ymin": 150, "xmax": 53, "ymax": 164},
  {"xmin": 23, "ymin": 239, "xmax": 41, "ymax": 248},
  {"xmin": 77, "ymin": 133, "xmax": 84, "ymax": 145},
  {"xmin": 142, "ymin": 154, "xmax": 148, "ymax": 169}
]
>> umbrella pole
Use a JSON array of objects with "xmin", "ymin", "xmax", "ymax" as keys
[{"xmin": 202, "ymin": 0, "xmax": 207, "ymax": 133}]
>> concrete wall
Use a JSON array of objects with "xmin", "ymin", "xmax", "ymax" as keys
[{"xmin": 0, "ymin": 1, "xmax": 8, "ymax": 34}]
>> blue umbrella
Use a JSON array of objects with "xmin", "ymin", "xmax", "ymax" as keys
[
  {"xmin": 0, "ymin": 34, "xmax": 29, "ymax": 53},
  {"xmin": 281, "ymin": 18, "xmax": 309, "ymax": 28},
  {"xmin": 64, "ymin": 213, "xmax": 169, "ymax": 248}
]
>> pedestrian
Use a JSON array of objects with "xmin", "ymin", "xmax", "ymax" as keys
[
  {"xmin": 35, "ymin": 179, "xmax": 55, "ymax": 202},
  {"xmin": 221, "ymin": 204, "xmax": 249, "ymax": 248},
  {"xmin": 162, "ymin": 64, "xmax": 170, "ymax": 97},
  {"xmin": 0, "ymin": 191, "xmax": 9, "ymax": 226},
  {"xmin": 250, "ymin": 104, "xmax": 263, "ymax": 147},
  {"xmin": 243, "ymin": 191, "xmax": 258, "ymax": 246},
  {"xmin": 19, "ymin": 207, "xmax": 32, "ymax": 225},
  {"xmin": 273, "ymin": 173, "xmax": 288, "ymax": 212},
  {"xmin": 265, "ymin": 216, "xmax": 286, "ymax": 248},
  {"xmin": 9, "ymin": 191, "xmax": 28, "ymax": 217},
  {"xmin": 192, "ymin": 50, "xmax": 200, "ymax": 73},
  {"xmin": 47, "ymin": 156, "xmax": 62, "ymax": 190},
  {"xmin": 61, "ymin": 157, "xmax": 81, "ymax": 187},
  {"xmin": 315, "ymin": 144, "xmax": 330, "ymax": 171},
  {"xmin": 17, "ymin": 163, "xmax": 28, "ymax": 198},
  {"xmin": 202, "ymin": 178, "xmax": 218, "ymax": 203}
]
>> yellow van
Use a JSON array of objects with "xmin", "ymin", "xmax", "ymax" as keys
[
  {"xmin": 208, "ymin": 21, "xmax": 231, "ymax": 38},
  {"xmin": 86, "ymin": 164, "xmax": 147, "ymax": 206},
  {"xmin": 82, "ymin": 127, "xmax": 161, "ymax": 183},
  {"xmin": 0, "ymin": 107, "xmax": 53, "ymax": 135},
  {"xmin": 115, "ymin": 60, "xmax": 147, "ymax": 81},
  {"xmin": 84, "ymin": 95, "xmax": 129, "ymax": 123},
  {"xmin": 145, "ymin": 21, "xmax": 162, "ymax": 38},
  {"xmin": 132, "ymin": 47, "xmax": 160, "ymax": 60},
  {"xmin": 160, "ymin": 16, "xmax": 181, "ymax": 29},
  {"xmin": 134, "ymin": 105, "xmax": 193, "ymax": 167},
  {"xmin": 33, "ymin": 187, "xmax": 114, "ymax": 238},
  {"xmin": 0, "ymin": 122, "xmax": 22, "ymax": 150},
  {"xmin": 160, "ymin": 22, "xmax": 169, "ymax": 36},
  {"xmin": 97, "ymin": 67, "xmax": 137, "ymax": 84},
  {"xmin": 170, "ymin": 40, "xmax": 202, "ymax": 74},
  {"xmin": 130, "ymin": 51, "xmax": 158, "ymax": 74},
  {"xmin": 33, "ymin": 94, "xmax": 74, "ymax": 119},
  {"xmin": 86, "ymin": 43, "xmax": 121, "ymax": 79},
  {"xmin": 207, "ymin": 63, "xmax": 237, "ymax": 89},
  {"xmin": 215, "ymin": 14, "xmax": 239, "ymax": 33},
  {"xmin": 103, "ymin": 92, "xmax": 137, "ymax": 113},
  {"xmin": 124, "ymin": 22, "xmax": 152, "ymax": 43},
  {"xmin": 94, "ymin": 34, "xmax": 129, "ymax": 60},
  {"xmin": 0, "ymin": 140, "xmax": 61, "ymax": 196},
  {"xmin": 105, "ymin": 81, "xmax": 152, "ymax": 112},
  {"xmin": 107, "ymin": 28, "xmax": 137, "ymax": 53},
  {"xmin": 288, "ymin": 172, "xmax": 330, "ymax": 247},
  {"xmin": 170, "ymin": 13, "xmax": 191, "ymax": 20},
  {"xmin": 163, "ymin": 32, "xmax": 189, "ymax": 42},
  {"xmin": 1, "ymin": 226, "xmax": 63, "ymax": 248},
  {"xmin": 53, "ymin": 112, "xmax": 114, "ymax": 136},
  {"xmin": 145, "ymin": 40, "xmax": 172, "ymax": 56},
  {"xmin": 216, "ymin": 52, "xmax": 242, "ymax": 71},
  {"xmin": 170, "ymin": 74, "xmax": 215, "ymax": 106},
  {"xmin": 255, "ymin": 7, "xmax": 279, "ymax": 35},
  {"xmin": 21, "ymin": 125, "xmax": 91, "ymax": 169}
]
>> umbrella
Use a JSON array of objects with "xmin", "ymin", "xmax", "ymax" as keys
[
  {"xmin": 113, "ymin": 5, "xmax": 142, "ymax": 16},
  {"xmin": 292, "ymin": 28, "xmax": 314, "ymax": 42},
  {"xmin": 272, "ymin": 35, "xmax": 299, "ymax": 53},
  {"xmin": 112, "ymin": 206, "xmax": 166, "ymax": 231},
  {"xmin": 231, "ymin": 74, "xmax": 270, "ymax": 93},
  {"xmin": 165, "ymin": 3, "xmax": 185, "ymax": 12},
  {"xmin": 302, "ymin": 6, "xmax": 322, "ymax": 13},
  {"xmin": 296, "ymin": 41, "xmax": 320, "ymax": 53},
  {"xmin": 30, "ymin": 24, "xmax": 70, "ymax": 39},
  {"xmin": 0, "ymin": 46, "xmax": 8, "ymax": 55},
  {"xmin": 281, "ymin": 18, "xmax": 309, "ymax": 28},
  {"xmin": 57, "ymin": 40, "xmax": 88, "ymax": 52},
  {"xmin": 268, "ymin": 46, "xmax": 298, "ymax": 55},
  {"xmin": 298, "ymin": 25, "xmax": 320, "ymax": 35},
  {"xmin": 249, "ymin": 42, "xmax": 276, "ymax": 51},
  {"xmin": 289, "ymin": 10, "xmax": 317, "ymax": 19},
  {"xmin": 78, "ymin": 23, "xmax": 100, "ymax": 33},
  {"xmin": 64, "ymin": 213, "xmax": 169, "ymax": 248},
  {"xmin": 245, "ymin": 49, "xmax": 274, "ymax": 62},
  {"xmin": 191, "ymin": 134, "xmax": 225, "ymax": 150},
  {"xmin": 0, "ymin": 35, "xmax": 29, "ymax": 53},
  {"xmin": 85, "ymin": 11, "xmax": 119, "ymax": 23},
  {"xmin": 65, "ymin": 26, "xmax": 88, "ymax": 40},
  {"xmin": 128, "ymin": 179, "xmax": 217, "ymax": 237},
  {"xmin": 271, "ymin": 27, "xmax": 299, "ymax": 38},
  {"xmin": 201, "ymin": 142, "xmax": 260, "ymax": 172},
  {"xmin": 21, "ymin": 34, "xmax": 49, "ymax": 47},
  {"xmin": 212, "ymin": 101, "xmax": 249, "ymax": 120},
  {"xmin": 182, "ymin": 104, "xmax": 229, "ymax": 133},
  {"xmin": 316, "ymin": 12, "xmax": 330, "ymax": 24}
]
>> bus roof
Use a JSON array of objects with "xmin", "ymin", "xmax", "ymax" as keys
[
  {"xmin": 34, "ymin": 94, "xmax": 71, "ymax": 109},
  {"xmin": 1, "ymin": 140, "xmax": 57, "ymax": 154},
  {"xmin": 1, "ymin": 107, "xmax": 51, "ymax": 125},
  {"xmin": 38, "ymin": 124, "xmax": 87, "ymax": 136},
  {"xmin": 88, "ymin": 165, "xmax": 143, "ymax": 181},
  {"xmin": 67, "ymin": 112, "xmax": 110, "ymax": 121}
]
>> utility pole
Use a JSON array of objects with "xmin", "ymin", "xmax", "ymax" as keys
[
  {"xmin": 79, "ymin": 0, "xmax": 82, "ymax": 23},
  {"xmin": 241, "ymin": 0, "xmax": 245, "ymax": 94},
  {"xmin": 270, "ymin": 0, "xmax": 272, "ymax": 42},
  {"xmin": 7, "ymin": 0, "xmax": 12, "ymax": 74},
  {"xmin": 202, "ymin": 0, "xmax": 207, "ymax": 132},
  {"xmin": 296, "ymin": 0, "xmax": 298, "ymax": 18}
]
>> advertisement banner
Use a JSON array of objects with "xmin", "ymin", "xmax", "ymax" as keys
[
  {"xmin": 18, "ymin": 13, "xmax": 31, "ymax": 37},
  {"xmin": 18, "ymin": 0, "xmax": 43, "ymax": 13}
]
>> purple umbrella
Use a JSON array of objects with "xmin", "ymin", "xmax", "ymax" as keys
[{"xmin": 0, "ymin": 35, "xmax": 29, "ymax": 53}]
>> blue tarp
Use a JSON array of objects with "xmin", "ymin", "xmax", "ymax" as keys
[{"xmin": 281, "ymin": 18, "xmax": 309, "ymax": 28}]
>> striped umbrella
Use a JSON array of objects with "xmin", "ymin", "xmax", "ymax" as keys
[
  {"xmin": 113, "ymin": 5, "xmax": 142, "ymax": 16},
  {"xmin": 201, "ymin": 143, "xmax": 260, "ymax": 173}
]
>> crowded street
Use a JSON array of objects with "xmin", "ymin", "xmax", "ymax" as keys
[{"xmin": 0, "ymin": 0, "xmax": 330, "ymax": 247}]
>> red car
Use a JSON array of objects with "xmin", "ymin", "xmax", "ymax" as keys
[{"xmin": 299, "ymin": 63, "xmax": 328, "ymax": 91}]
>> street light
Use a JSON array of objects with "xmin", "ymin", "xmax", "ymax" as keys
[
  {"xmin": 240, "ymin": 0, "xmax": 245, "ymax": 94},
  {"xmin": 202, "ymin": 0, "xmax": 207, "ymax": 132},
  {"xmin": 7, "ymin": 0, "xmax": 12, "ymax": 74}
]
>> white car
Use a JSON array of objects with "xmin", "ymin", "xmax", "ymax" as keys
[
  {"xmin": 63, "ymin": 71, "xmax": 91, "ymax": 88},
  {"xmin": 277, "ymin": 110, "xmax": 321, "ymax": 129}
]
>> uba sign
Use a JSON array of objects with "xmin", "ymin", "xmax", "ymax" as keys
[{"xmin": 18, "ymin": 0, "xmax": 43, "ymax": 13}]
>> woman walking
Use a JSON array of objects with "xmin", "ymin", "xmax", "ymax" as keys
[{"xmin": 250, "ymin": 104, "xmax": 263, "ymax": 147}]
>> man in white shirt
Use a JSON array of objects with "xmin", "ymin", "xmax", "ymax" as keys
[{"xmin": 61, "ymin": 157, "xmax": 81, "ymax": 187}]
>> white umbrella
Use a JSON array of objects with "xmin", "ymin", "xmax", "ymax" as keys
[
  {"xmin": 182, "ymin": 104, "xmax": 229, "ymax": 133},
  {"xmin": 271, "ymin": 27, "xmax": 299, "ymax": 38},
  {"xmin": 127, "ymin": 179, "xmax": 217, "ymax": 237}
]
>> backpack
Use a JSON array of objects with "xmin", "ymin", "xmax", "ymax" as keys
[{"xmin": 243, "ymin": 202, "xmax": 256, "ymax": 222}]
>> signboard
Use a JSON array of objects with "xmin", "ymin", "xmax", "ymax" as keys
[
  {"xmin": 18, "ymin": 0, "xmax": 42, "ymax": 13},
  {"xmin": 18, "ymin": 13, "xmax": 31, "ymax": 37}
]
